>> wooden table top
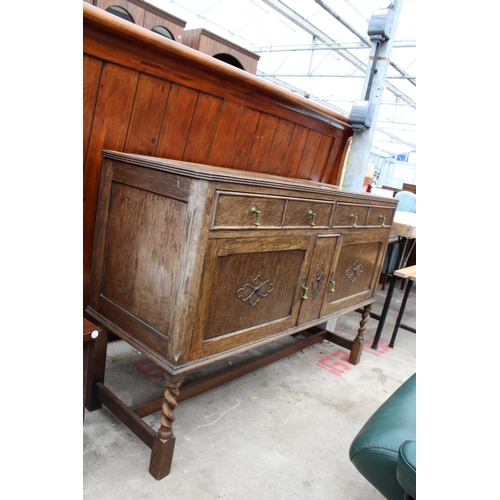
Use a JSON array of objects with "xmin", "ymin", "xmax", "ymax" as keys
[{"xmin": 392, "ymin": 211, "xmax": 416, "ymax": 239}]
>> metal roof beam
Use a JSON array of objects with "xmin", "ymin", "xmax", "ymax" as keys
[
  {"xmin": 259, "ymin": 73, "xmax": 416, "ymax": 80},
  {"xmin": 314, "ymin": 0, "xmax": 416, "ymax": 87},
  {"xmin": 261, "ymin": 0, "xmax": 415, "ymax": 107},
  {"xmin": 253, "ymin": 41, "xmax": 416, "ymax": 51}
]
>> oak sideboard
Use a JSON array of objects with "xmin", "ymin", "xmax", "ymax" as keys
[{"xmin": 86, "ymin": 150, "xmax": 398, "ymax": 479}]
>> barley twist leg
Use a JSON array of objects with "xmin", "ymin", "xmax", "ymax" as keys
[
  {"xmin": 149, "ymin": 372, "xmax": 185, "ymax": 480},
  {"xmin": 158, "ymin": 377, "xmax": 182, "ymax": 440},
  {"xmin": 348, "ymin": 303, "xmax": 371, "ymax": 365}
]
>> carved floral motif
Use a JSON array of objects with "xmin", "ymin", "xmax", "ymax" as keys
[
  {"xmin": 346, "ymin": 260, "xmax": 364, "ymax": 282},
  {"xmin": 312, "ymin": 262, "xmax": 325, "ymax": 299},
  {"xmin": 236, "ymin": 274, "xmax": 274, "ymax": 306}
]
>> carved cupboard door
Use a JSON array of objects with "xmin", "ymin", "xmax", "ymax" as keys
[
  {"xmin": 321, "ymin": 230, "xmax": 388, "ymax": 315},
  {"xmin": 191, "ymin": 235, "xmax": 314, "ymax": 359},
  {"xmin": 296, "ymin": 234, "xmax": 341, "ymax": 325}
]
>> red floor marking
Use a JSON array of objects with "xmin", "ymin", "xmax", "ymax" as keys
[
  {"xmin": 316, "ymin": 349, "xmax": 352, "ymax": 376},
  {"xmin": 134, "ymin": 359, "xmax": 164, "ymax": 381},
  {"xmin": 363, "ymin": 337, "xmax": 391, "ymax": 356},
  {"xmin": 316, "ymin": 334, "xmax": 394, "ymax": 376}
]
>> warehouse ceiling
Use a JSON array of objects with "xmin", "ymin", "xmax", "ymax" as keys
[{"xmin": 148, "ymin": 0, "xmax": 416, "ymax": 159}]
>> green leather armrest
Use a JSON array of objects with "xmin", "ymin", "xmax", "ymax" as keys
[
  {"xmin": 349, "ymin": 373, "xmax": 416, "ymax": 500},
  {"xmin": 397, "ymin": 440, "xmax": 416, "ymax": 499}
]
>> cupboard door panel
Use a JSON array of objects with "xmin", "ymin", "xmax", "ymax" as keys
[
  {"xmin": 322, "ymin": 232, "xmax": 387, "ymax": 314},
  {"xmin": 193, "ymin": 236, "xmax": 313, "ymax": 357},
  {"xmin": 297, "ymin": 234, "xmax": 340, "ymax": 325}
]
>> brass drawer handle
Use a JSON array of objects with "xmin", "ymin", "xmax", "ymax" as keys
[
  {"xmin": 350, "ymin": 213, "xmax": 358, "ymax": 227},
  {"xmin": 328, "ymin": 271, "xmax": 336, "ymax": 292},
  {"xmin": 379, "ymin": 214, "xmax": 386, "ymax": 227},
  {"xmin": 306, "ymin": 208, "xmax": 316, "ymax": 226},
  {"xmin": 249, "ymin": 204, "xmax": 261, "ymax": 226},
  {"xmin": 301, "ymin": 277, "xmax": 309, "ymax": 299}
]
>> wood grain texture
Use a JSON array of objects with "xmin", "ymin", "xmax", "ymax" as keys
[
  {"xmin": 124, "ymin": 73, "xmax": 170, "ymax": 156},
  {"xmin": 83, "ymin": 60, "xmax": 139, "ymax": 287},
  {"xmin": 245, "ymin": 114, "xmax": 279, "ymax": 173},
  {"xmin": 83, "ymin": 54, "xmax": 102, "ymax": 168},
  {"xmin": 278, "ymin": 125, "xmax": 310, "ymax": 178},
  {"xmin": 83, "ymin": 3, "xmax": 353, "ymax": 306},
  {"xmin": 87, "ymin": 152, "xmax": 397, "ymax": 373},
  {"xmin": 209, "ymin": 101, "xmax": 261, "ymax": 169},
  {"xmin": 155, "ymin": 84, "xmax": 198, "ymax": 160}
]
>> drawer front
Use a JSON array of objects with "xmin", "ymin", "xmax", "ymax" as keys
[
  {"xmin": 284, "ymin": 200, "xmax": 333, "ymax": 228},
  {"xmin": 333, "ymin": 203, "xmax": 370, "ymax": 228},
  {"xmin": 213, "ymin": 193, "xmax": 285, "ymax": 228},
  {"xmin": 367, "ymin": 206, "xmax": 395, "ymax": 227}
]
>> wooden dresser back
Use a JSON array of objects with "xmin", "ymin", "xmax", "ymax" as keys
[{"xmin": 83, "ymin": 3, "xmax": 353, "ymax": 307}]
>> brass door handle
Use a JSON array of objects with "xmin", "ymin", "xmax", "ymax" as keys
[
  {"xmin": 249, "ymin": 204, "xmax": 261, "ymax": 226},
  {"xmin": 328, "ymin": 271, "xmax": 336, "ymax": 292},
  {"xmin": 379, "ymin": 214, "xmax": 386, "ymax": 227},
  {"xmin": 350, "ymin": 213, "xmax": 357, "ymax": 227},
  {"xmin": 306, "ymin": 208, "xmax": 316, "ymax": 227},
  {"xmin": 301, "ymin": 277, "xmax": 309, "ymax": 299}
]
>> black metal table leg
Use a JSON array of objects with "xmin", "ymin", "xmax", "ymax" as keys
[
  {"xmin": 371, "ymin": 271, "xmax": 397, "ymax": 349},
  {"xmin": 371, "ymin": 236, "xmax": 408, "ymax": 349},
  {"xmin": 389, "ymin": 278, "xmax": 414, "ymax": 348},
  {"xmin": 381, "ymin": 241, "xmax": 396, "ymax": 291}
]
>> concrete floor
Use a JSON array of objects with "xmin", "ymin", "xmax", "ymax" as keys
[{"xmin": 83, "ymin": 279, "xmax": 416, "ymax": 499}]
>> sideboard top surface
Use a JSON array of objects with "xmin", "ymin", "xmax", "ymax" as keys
[{"xmin": 101, "ymin": 150, "xmax": 399, "ymax": 206}]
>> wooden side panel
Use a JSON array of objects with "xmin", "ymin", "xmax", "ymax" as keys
[
  {"xmin": 296, "ymin": 130, "xmax": 323, "ymax": 180},
  {"xmin": 230, "ymin": 106, "xmax": 261, "ymax": 170},
  {"xmin": 264, "ymin": 120, "xmax": 294, "ymax": 176},
  {"xmin": 83, "ymin": 62, "xmax": 139, "ymax": 289},
  {"xmin": 209, "ymin": 101, "xmax": 261, "ymax": 170},
  {"xmin": 102, "ymin": 182, "xmax": 186, "ymax": 334},
  {"xmin": 155, "ymin": 84, "xmax": 198, "ymax": 160},
  {"xmin": 279, "ymin": 125, "xmax": 309, "ymax": 178},
  {"xmin": 83, "ymin": 55, "xmax": 103, "ymax": 168},
  {"xmin": 183, "ymin": 93, "xmax": 223, "ymax": 164},
  {"xmin": 309, "ymin": 135, "xmax": 335, "ymax": 182},
  {"xmin": 124, "ymin": 73, "xmax": 170, "ymax": 156},
  {"xmin": 321, "ymin": 132, "xmax": 344, "ymax": 185},
  {"xmin": 245, "ymin": 114, "xmax": 279, "ymax": 173}
]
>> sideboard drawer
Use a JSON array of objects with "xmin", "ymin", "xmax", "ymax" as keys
[
  {"xmin": 212, "ymin": 193, "xmax": 286, "ymax": 228},
  {"xmin": 367, "ymin": 206, "xmax": 395, "ymax": 227},
  {"xmin": 333, "ymin": 203, "xmax": 370, "ymax": 228},
  {"xmin": 284, "ymin": 200, "xmax": 333, "ymax": 228}
]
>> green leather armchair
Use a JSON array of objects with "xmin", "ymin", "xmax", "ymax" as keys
[{"xmin": 349, "ymin": 373, "xmax": 416, "ymax": 499}]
